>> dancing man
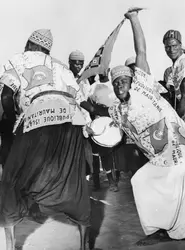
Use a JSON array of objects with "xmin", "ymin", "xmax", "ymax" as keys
[
  {"xmin": 87, "ymin": 8, "xmax": 185, "ymax": 245},
  {"xmin": 0, "ymin": 29, "xmax": 94, "ymax": 249}
]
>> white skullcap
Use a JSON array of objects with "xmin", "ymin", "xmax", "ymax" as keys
[
  {"xmin": 69, "ymin": 50, "xmax": 85, "ymax": 61},
  {"xmin": 125, "ymin": 56, "xmax": 136, "ymax": 66},
  {"xmin": 28, "ymin": 29, "xmax": 53, "ymax": 51},
  {"xmin": 111, "ymin": 65, "xmax": 133, "ymax": 83}
]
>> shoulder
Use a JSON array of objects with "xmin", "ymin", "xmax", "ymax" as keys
[
  {"xmin": 177, "ymin": 55, "xmax": 185, "ymax": 72},
  {"xmin": 3, "ymin": 53, "xmax": 23, "ymax": 70},
  {"xmin": 52, "ymin": 57, "xmax": 69, "ymax": 70},
  {"xmin": 52, "ymin": 57, "xmax": 75, "ymax": 79},
  {"xmin": 133, "ymin": 67, "xmax": 154, "ymax": 87},
  {"xmin": 178, "ymin": 54, "xmax": 185, "ymax": 64},
  {"xmin": 134, "ymin": 67, "xmax": 150, "ymax": 78},
  {"xmin": 164, "ymin": 67, "xmax": 172, "ymax": 82}
]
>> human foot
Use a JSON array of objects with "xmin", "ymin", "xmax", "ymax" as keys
[{"xmin": 136, "ymin": 230, "xmax": 174, "ymax": 246}]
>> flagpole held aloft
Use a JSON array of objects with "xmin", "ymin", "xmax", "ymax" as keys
[
  {"xmin": 77, "ymin": 18, "xmax": 126, "ymax": 84},
  {"xmin": 77, "ymin": 7, "xmax": 146, "ymax": 84}
]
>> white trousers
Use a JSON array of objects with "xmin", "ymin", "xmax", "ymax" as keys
[{"xmin": 131, "ymin": 161, "xmax": 185, "ymax": 239}]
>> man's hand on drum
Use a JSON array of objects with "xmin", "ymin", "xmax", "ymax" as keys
[
  {"xmin": 109, "ymin": 120, "xmax": 120, "ymax": 128},
  {"xmin": 93, "ymin": 104, "xmax": 109, "ymax": 117},
  {"xmin": 85, "ymin": 125, "xmax": 96, "ymax": 136}
]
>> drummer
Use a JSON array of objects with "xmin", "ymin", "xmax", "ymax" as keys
[
  {"xmin": 68, "ymin": 50, "xmax": 94, "ymax": 177},
  {"xmin": 88, "ymin": 71, "xmax": 120, "ymax": 192}
]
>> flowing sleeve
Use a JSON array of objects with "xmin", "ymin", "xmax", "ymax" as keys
[
  {"xmin": 108, "ymin": 101, "xmax": 122, "ymax": 125},
  {"xmin": 133, "ymin": 67, "xmax": 167, "ymax": 95},
  {"xmin": 0, "ymin": 55, "xmax": 22, "ymax": 93}
]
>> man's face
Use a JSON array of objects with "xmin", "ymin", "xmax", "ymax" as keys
[
  {"xmin": 69, "ymin": 60, "xmax": 84, "ymax": 75},
  {"xmin": 164, "ymin": 38, "xmax": 182, "ymax": 61},
  {"xmin": 25, "ymin": 41, "xmax": 40, "ymax": 52},
  {"xmin": 112, "ymin": 75, "xmax": 132, "ymax": 101}
]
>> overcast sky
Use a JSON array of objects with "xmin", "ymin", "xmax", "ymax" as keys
[{"xmin": 0, "ymin": 0, "xmax": 185, "ymax": 80}]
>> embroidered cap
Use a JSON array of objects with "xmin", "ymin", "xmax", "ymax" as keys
[
  {"xmin": 163, "ymin": 30, "xmax": 182, "ymax": 44},
  {"xmin": 125, "ymin": 56, "xmax": 136, "ymax": 66},
  {"xmin": 28, "ymin": 29, "xmax": 53, "ymax": 51},
  {"xmin": 69, "ymin": 50, "xmax": 85, "ymax": 61},
  {"xmin": 111, "ymin": 65, "xmax": 133, "ymax": 83}
]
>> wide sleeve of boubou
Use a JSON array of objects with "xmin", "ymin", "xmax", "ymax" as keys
[
  {"xmin": 0, "ymin": 54, "xmax": 23, "ymax": 93},
  {"xmin": 133, "ymin": 67, "xmax": 167, "ymax": 98}
]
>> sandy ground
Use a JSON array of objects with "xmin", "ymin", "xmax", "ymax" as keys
[{"xmin": 0, "ymin": 173, "xmax": 185, "ymax": 250}]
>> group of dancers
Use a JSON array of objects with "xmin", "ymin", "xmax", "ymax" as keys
[{"xmin": 0, "ymin": 7, "xmax": 185, "ymax": 250}]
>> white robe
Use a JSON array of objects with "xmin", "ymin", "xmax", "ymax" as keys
[{"xmin": 109, "ymin": 67, "xmax": 185, "ymax": 239}]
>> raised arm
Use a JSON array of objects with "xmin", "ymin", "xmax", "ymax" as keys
[{"xmin": 124, "ymin": 9, "xmax": 150, "ymax": 74}]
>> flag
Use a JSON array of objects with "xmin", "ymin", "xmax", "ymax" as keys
[
  {"xmin": 148, "ymin": 118, "xmax": 168, "ymax": 154},
  {"xmin": 77, "ymin": 18, "xmax": 126, "ymax": 84}
]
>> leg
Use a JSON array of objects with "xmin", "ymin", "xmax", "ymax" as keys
[
  {"xmin": 78, "ymin": 224, "xmax": 89, "ymax": 250},
  {"xmin": 106, "ymin": 171, "xmax": 118, "ymax": 192},
  {"xmin": 115, "ymin": 169, "xmax": 120, "ymax": 183},
  {"xmin": 92, "ymin": 154, "xmax": 101, "ymax": 191},
  {"xmin": 101, "ymin": 152, "xmax": 118, "ymax": 192},
  {"xmin": 4, "ymin": 226, "xmax": 15, "ymax": 250},
  {"xmin": 112, "ymin": 152, "xmax": 120, "ymax": 183}
]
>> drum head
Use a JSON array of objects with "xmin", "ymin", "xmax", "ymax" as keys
[{"xmin": 90, "ymin": 116, "xmax": 123, "ymax": 148}]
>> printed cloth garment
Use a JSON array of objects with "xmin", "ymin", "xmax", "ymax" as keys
[
  {"xmin": 109, "ymin": 67, "xmax": 185, "ymax": 239},
  {"xmin": 77, "ymin": 78, "xmax": 92, "ymax": 126},
  {"xmin": 0, "ymin": 51, "xmax": 88, "ymax": 133},
  {"xmin": 0, "ymin": 52, "xmax": 91, "ymax": 227},
  {"xmin": 165, "ymin": 53, "xmax": 185, "ymax": 102},
  {"xmin": 79, "ymin": 78, "xmax": 92, "ymax": 101}
]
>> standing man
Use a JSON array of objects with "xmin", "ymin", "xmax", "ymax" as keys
[
  {"xmin": 68, "ymin": 50, "xmax": 93, "ymax": 178},
  {"xmin": 69, "ymin": 52, "xmax": 119, "ymax": 191},
  {"xmin": 89, "ymin": 72, "xmax": 119, "ymax": 192},
  {"xmin": 163, "ymin": 30, "xmax": 185, "ymax": 115},
  {"xmin": 69, "ymin": 50, "xmax": 92, "ymax": 100}
]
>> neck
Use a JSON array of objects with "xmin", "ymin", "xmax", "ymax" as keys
[
  {"xmin": 172, "ymin": 51, "xmax": 183, "ymax": 64},
  {"xmin": 73, "ymin": 73, "xmax": 78, "ymax": 78},
  {"xmin": 70, "ymin": 69, "xmax": 78, "ymax": 78}
]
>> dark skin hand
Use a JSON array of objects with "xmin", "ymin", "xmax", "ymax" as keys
[{"xmin": 80, "ymin": 100, "xmax": 109, "ymax": 117}]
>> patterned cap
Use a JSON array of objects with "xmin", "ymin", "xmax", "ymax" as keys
[
  {"xmin": 111, "ymin": 65, "xmax": 133, "ymax": 83},
  {"xmin": 28, "ymin": 29, "xmax": 53, "ymax": 51},
  {"xmin": 163, "ymin": 30, "xmax": 181, "ymax": 44},
  {"xmin": 125, "ymin": 56, "xmax": 136, "ymax": 66},
  {"xmin": 69, "ymin": 50, "xmax": 85, "ymax": 61}
]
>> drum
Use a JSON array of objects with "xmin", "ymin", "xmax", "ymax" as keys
[{"xmin": 90, "ymin": 116, "xmax": 123, "ymax": 147}]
